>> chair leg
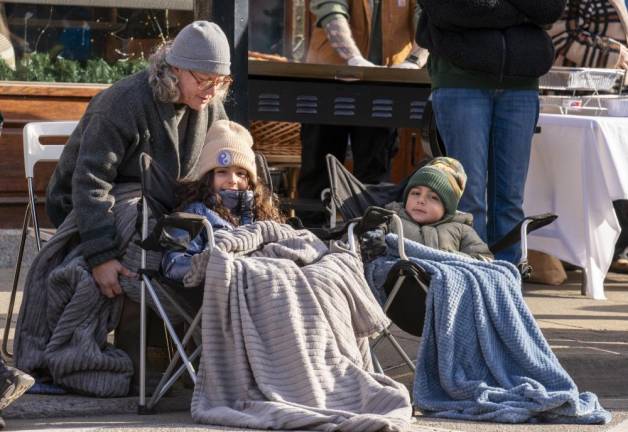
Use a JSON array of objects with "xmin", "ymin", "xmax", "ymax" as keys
[
  {"xmin": 371, "ymin": 326, "xmax": 416, "ymax": 374},
  {"xmin": 2, "ymin": 204, "xmax": 31, "ymax": 360},
  {"xmin": 382, "ymin": 328, "xmax": 416, "ymax": 372},
  {"xmin": 27, "ymin": 178, "xmax": 42, "ymax": 251},
  {"xmin": 148, "ymin": 341, "xmax": 201, "ymax": 410},
  {"xmin": 142, "ymin": 275, "xmax": 196, "ymax": 382},
  {"xmin": 371, "ymin": 350, "xmax": 385, "ymax": 374},
  {"xmin": 148, "ymin": 346, "xmax": 202, "ymax": 409}
]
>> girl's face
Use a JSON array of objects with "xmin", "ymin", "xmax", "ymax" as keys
[
  {"xmin": 212, "ymin": 166, "xmax": 249, "ymax": 192},
  {"xmin": 405, "ymin": 185, "xmax": 445, "ymax": 225}
]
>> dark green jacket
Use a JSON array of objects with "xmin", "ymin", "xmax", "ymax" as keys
[
  {"xmin": 416, "ymin": 0, "xmax": 565, "ymax": 89},
  {"xmin": 386, "ymin": 202, "xmax": 493, "ymax": 261},
  {"xmin": 46, "ymin": 70, "xmax": 227, "ymax": 268}
]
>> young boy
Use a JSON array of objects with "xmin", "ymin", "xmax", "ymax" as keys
[{"xmin": 386, "ymin": 157, "xmax": 493, "ymax": 261}]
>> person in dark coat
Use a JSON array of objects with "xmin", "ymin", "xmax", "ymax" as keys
[
  {"xmin": 44, "ymin": 21, "xmax": 233, "ymax": 392},
  {"xmin": 46, "ymin": 21, "xmax": 231, "ymax": 298}
]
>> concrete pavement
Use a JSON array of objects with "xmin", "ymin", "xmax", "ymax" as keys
[{"xmin": 0, "ymin": 263, "xmax": 627, "ymax": 431}]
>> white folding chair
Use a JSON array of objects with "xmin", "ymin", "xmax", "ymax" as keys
[{"xmin": 1, "ymin": 121, "xmax": 78, "ymax": 359}]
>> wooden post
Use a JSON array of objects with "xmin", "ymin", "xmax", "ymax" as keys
[
  {"xmin": 211, "ymin": 1, "xmax": 249, "ymax": 126},
  {"xmin": 193, "ymin": 0, "xmax": 212, "ymax": 20}
]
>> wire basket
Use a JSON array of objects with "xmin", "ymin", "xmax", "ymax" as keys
[
  {"xmin": 539, "ymin": 95, "xmax": 610, "ymax": 116},
  {"xmin": 539, "ymin": 67, "xmax": 625, "ymax": 92}
]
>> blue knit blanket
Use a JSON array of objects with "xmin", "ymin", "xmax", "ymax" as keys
[{"xmin": 364, "ymin": 234, "xmax": 611, "ymax": 424}]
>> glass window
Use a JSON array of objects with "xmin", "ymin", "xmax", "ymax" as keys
[
  {"xmin": 0, "ymin": 1, "xmax": 193, "ymax": 83},
  {"xmin": 248, "ymin": 0, "xmax": 307, "ymax": 62}
]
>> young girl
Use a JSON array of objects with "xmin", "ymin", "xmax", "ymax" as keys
[{"xmin": 162, "ymin": 120, "xmax": 284, "ymax": 281}]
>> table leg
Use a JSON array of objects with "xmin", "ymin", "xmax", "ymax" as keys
[{"xmin": 584, "ymin": 263, "xmax": 607, "ymax": 300}]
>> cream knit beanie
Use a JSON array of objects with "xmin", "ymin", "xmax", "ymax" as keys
[{"xmin": 193, "ymin": 120, "xmax": 257, "ymax": 182}]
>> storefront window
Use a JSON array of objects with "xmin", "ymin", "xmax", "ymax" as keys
[
  {"xmin": 0, "ymin": 1, "xmax": 193, "ymax": 83},
  {"xmin": 249, "ymin": 0, "xmax": 306, "ymax": 61}
]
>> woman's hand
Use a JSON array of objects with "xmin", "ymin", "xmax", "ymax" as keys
[{"xmin": 92, "ymin": 259, "xmax": 137, "ymax": 298}]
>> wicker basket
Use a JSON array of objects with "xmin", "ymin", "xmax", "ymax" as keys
[
  {"xmin": 250, "ymin": 120, "xmax": 302, "ymax": 160},
  {"xmin": 248, "ymin": 51, "xmax": 302, "ymax": 162}
]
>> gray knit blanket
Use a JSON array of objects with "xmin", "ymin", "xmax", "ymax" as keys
[
  {"xmin": 366, "ymin": 234, "xmax": 611, "ymax": 424},
  {"xmin": 14, "ymin": 184, "xmax": 167, "ymax": 397},
  {"xmin": 188, "ymin": 221, "xmax": 412, "ymax": 432}
]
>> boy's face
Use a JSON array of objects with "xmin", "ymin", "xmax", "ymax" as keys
[
  {"xmin": 405, "ymin": 185, "xmax": 446, "ymax": 225},
  {"xmin": 213, "ymin": 166, "xmax": 249, "ymax": 192}
]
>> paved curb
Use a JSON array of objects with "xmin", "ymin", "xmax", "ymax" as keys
[
  {"xmin": 3, "ymin": 392, "xmax": 191, "ymax": 420},
  {"xmin": 0, "ymin": 229, "xmax": 36, "ymax": 269}
]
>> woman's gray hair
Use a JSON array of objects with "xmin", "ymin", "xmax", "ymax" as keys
[
  {"xmin": 148, "ymin": 42, "xmax": 180, "ymax": 103},
  {"xmin": 148, "ymin": 41, "xmax": 230, "ymax": 104}
]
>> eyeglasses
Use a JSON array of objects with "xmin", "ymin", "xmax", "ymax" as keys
[{"xmin": 188, "ymin": 70, "xmax": 233, "ymax": 91}]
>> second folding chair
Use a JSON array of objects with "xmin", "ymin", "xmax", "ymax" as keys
[{"xmin": 2, "ymin": 120, "xmax": 78, "ymax": 360}]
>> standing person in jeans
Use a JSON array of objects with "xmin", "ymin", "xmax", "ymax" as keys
[
  {"xmin": 298, "ymin": 0, "xmax": 427, "ymax": 224},
  {"xmin": 416, "ymin": 0, "xmax": 565, "ymax": 264}
]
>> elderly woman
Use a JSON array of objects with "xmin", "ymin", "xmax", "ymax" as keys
[{"xmin": 46, "ymin": 21, "xmax": 231, "ymax": 299}]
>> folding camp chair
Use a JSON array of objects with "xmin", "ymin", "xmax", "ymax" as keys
[
  {"xmin": 136, "ymin": 151, "xmax": 275, "ymax": 412},
  {"xmin": 346, "ymin": 209, "xmax": 420, "ymax": 374},
  {"xmin": 342, "ymin": 200, "xmax": 558, "ymax": 376},
  {"xmin": 2, "ymin": 121, "xmax": 78, "ymax": 360},
  {"xmin": 324, "ymin": 154, "xmax": 557, "ymax": 277}
]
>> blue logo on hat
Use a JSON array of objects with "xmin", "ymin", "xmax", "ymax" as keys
[{"xmin": 217, "ymin": 150, "xmax": 232, "ymax": 166}]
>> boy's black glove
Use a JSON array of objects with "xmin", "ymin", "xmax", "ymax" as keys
[
  {"xmin": 360, "ymin": 228, "xmax": 387, "ymax": 263},
  {"xmin": 354, "ymin": 207, "xmax": 397, "ymax": 263}
]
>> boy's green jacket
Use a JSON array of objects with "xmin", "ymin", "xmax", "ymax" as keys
[{"xmin": 386, "ymin": 202, "xmax": 494, "ymax": 261}]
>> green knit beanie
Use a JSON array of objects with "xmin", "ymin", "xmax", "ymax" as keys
[{"xmin": 403, "ymin": 157, "xmax": 467, "ymax": 215}]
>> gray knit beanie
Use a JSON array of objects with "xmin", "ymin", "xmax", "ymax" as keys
[{"xmin": 166, "ymin": 21, "xmax": 231, "ymax": 76}]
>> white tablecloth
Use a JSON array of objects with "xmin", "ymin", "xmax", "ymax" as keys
[{"xmin": 523, "ymin": 113, "xmax": 628, "ymax": 299}]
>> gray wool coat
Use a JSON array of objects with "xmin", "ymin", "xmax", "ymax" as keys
[
  {"xmin": 386, "ymin": 202, "xmax": 493, "ymax": 261},
  {"xmin": 46, "ymin": 69, "xmax": 227, "ymax": 268}
]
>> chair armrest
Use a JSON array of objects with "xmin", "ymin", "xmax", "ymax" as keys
[
  {"xmin": 489, "ymin": 213, "xmax": 557, "ymax": 254},
  {"xmin": 138, "ymin": 212, "xmax": 207, "ymax": 252}
]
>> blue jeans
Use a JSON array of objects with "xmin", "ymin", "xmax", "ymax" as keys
[{"xmin": 431, "ymin": 88, "xmax": 539, "ymax": 264}]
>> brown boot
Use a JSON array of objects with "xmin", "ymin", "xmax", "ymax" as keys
[
  {"xmin": 610, "ymin": 258, "xmax": 628, "ymax": 274},
  {"xmin": 115, "ymin": 297, "xmax": 169, "ymax": 396}
]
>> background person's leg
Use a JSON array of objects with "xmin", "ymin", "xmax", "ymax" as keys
[
  {"xmin": 350, "ymin": 127, "xmax": 398, "ymax": 184},
  {"xmin": 297, "ymin": 124, "xmax": 349, "ymax": 200},
  {"xmin": 432, "ymin": 88, "xmax": 493, "ymax": 241},
  {"xmin": 489, "ymin": 89, "xmax": 539, "ymax": 264},
  {"xmin": 296, "ymin": 124, "xmax": 349, "ymax": 226}
]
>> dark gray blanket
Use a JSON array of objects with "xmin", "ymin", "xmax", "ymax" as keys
[{"xmin": 14, "ymin": 184, "xmax": 162, "ymax": 397}]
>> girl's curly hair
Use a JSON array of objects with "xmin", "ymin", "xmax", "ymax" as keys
[{"xmin": 175, "ymin": 170, "xmax": 285, "ymax": 225}]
